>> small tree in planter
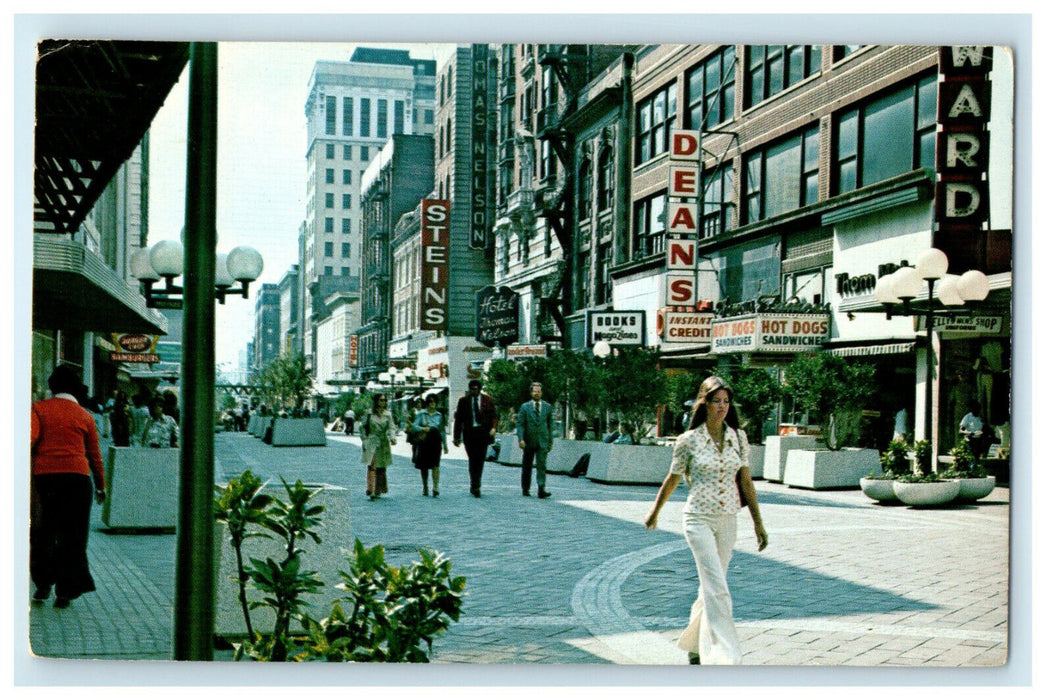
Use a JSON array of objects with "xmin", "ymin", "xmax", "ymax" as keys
[
  {"xmin": 783, "ymin": 353, "xmax": 876, "ymax": 450},
  {"xmin": 483, "ymin": 359, "xmax": 531, "ymax": 432},
  {"xmin": 876, "ymin": 438, "xmax": 912, "ymax": 478},
  {"xmin": 259, "ymin": 353, "xmax": 314, "ymax": 414},
  {"xmin": 547, "ymin": 349, "xmax": 607, "ymax": 439},
  {"xmin": 727, "ymin": 365, "xmax": 782, "ymax": 445},
  {"xmin": 599, "ymin": 347, "xmax": 667, "ymax": 443}
]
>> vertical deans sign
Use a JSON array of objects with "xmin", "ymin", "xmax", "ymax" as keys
[
  {"xmin": 470, "ymin": 43, "xmax": 490, "ymax": 250},
  {"xmin": 420, "ymin": 199, "xmax": 451, "ymax": 331}
]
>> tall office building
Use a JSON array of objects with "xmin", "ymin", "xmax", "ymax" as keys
[{"xmin": 302, "ymin": 48, "xmax": 436, "ymax": 375}]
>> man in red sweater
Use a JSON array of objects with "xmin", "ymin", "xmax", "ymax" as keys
[{"xmin": 30, "ymin": 364, "xmax": 106, "ymax": 609}]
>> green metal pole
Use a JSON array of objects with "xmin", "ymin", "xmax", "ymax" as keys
[{"xmin": 173, "ymin": 41, "xmax": 218, "ymax": 661}]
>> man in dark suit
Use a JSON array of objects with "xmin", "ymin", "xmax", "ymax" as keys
[
  {"xmin": 453, "ymin": 379, "xmax": 498, "ymax": 498},
  {"xmin": 517, "ymin": 381, "xmax": 554, "ymax": 499}
]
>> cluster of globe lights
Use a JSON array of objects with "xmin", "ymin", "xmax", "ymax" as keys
[
  {"xmin": 873, "ymin": 247, "xmax": 990, "ymax": 313},
  {"xmin": 130, "ymin": 238, "xmax": 264, "ymax": 300}
]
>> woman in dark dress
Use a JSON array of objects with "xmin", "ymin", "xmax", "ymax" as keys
[{"xmin": 411, "ymin": 395, "xmax": 448, "ymax": 497}]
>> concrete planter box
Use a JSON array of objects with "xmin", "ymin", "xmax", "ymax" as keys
[
  {"xmin": 496, "ymin": 433, "xmax": 523, "ymax": 465},
  {"xmin": 270, "ymin": 417, "xmax": 327, "ymax": 446},
  {"xmin": 102, "ymin": 446, "xmax": 180, "ymax": 529},
  {"xmin": 747, "ymin": 444, "xmax": 765, "ymax": 478},
  {"xmin": 783, "ymin": 448, "xmax": 881, "ymax": 489},
  {"xmin": 588, "ymin": 443, "xmax": 672, "ymax": 486},
  {"xmin": 213, "ymin": 482, "xmax": 351, "ymax": 640},
  {"xmin": 546, "ymin": 438, "xmax": 608, "ymax": 476},
  {"xmin": 248, "ymin": 415, "xmax": 264, "ymax": 437},
  {"xmin": 893, "ymin": 479, "xmax": 960, "ymax": 506},
  {"xmin": 954, "ymin": 475, "xmax": 997, "ymax": 502},
  {"xmin": 763, "ymin": 435, "xmax": 821, "ymax": 482},
  {"xmin": 859, "ymin": 476, "xmax": 900, "ymax": 502}
]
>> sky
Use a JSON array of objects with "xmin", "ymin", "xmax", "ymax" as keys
[{"xmin": 147, "ymin": 42, "xmax": 456, "ymax": 374}]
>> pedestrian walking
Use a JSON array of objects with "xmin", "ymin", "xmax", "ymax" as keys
[
  {"xmin": 141, "ymin": 397, "xmax": 179, "ymax": 448},
  {"xmin": 361, "ymin": 394, "xmax": 397, "ymax": 501},
  {"xmin": 108, "ymin": 390, "xmax": 132, "ymax": 447},
  {"xmin": 30, "ymin": 364, "xmax": 107, "ymax": 609},
  {"xmin": 644, "ymin": 375, "xmax": 768, "ymax": 665},
  {"xmin": 412, "ymin": 394, "xmax": 448, "ymax": 497},
  {"xmin": 453, "ymin": 379, "xmax": 498, "ymax": 497},
  {"xmin": 517, "ymin": 381, "xmax": 554, "ymax": 499},
  {"xmin": 343, "ymin": 407, "xmax": 356, "ymax": 435}
]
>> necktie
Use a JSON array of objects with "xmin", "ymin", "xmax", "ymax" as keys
[
  {"xmin": 473, "ymin": 397, "xmax": 479, "ymax": 424},
  {"xmin": 535, "ymin": 401, "xmax": 540, "ymax": 416}
]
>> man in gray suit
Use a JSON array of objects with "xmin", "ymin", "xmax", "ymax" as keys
[{"xmin": 517, "ymin": 381, "xmax": 554, "ymax": 499}]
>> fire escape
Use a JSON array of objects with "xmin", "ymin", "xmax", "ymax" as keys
[{"xmin": 535, "ymin": 44, "xmax": 586, "ymax": 346}]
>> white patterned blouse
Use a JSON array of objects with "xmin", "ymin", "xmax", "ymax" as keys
[{"xmin": 668, "ymin": 425, "xmax": 749, "ymax": 515}]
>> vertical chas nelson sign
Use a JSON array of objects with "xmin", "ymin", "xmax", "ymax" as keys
[
  {"xmin": 420, "ymin": 199, "xmax": 450, "ymax": 331},
  {"xmin": 469, "ymin": 43, "xmax": 491, "ymax": 250}
]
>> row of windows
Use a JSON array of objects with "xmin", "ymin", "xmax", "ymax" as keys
[
  {"xmin": 324, "ymin": 143, "xmax": 375, "ymax": 162},
  {"xmin": 319, "ymin": 266, "xmax": 352, "ymax": 277},
  {"xmin": 323, "ymin": 96, "xmax": 406, "ymax": 138},
  {"xmin": 634, "ymin": 44, "xmax": 860, "ymax": 166},
  {"xmin": 322, "ymin": 217, "xmax": 352, "ymax": 234},
  {"xmin": 322, "ymin": 242, "xmax": 354, "ymax": 257},
  {"xmin": 630, "ymin": 71, "xmax": 936, "ymax": 254},
  {"xmin": 324, "ymin": 193, "xmax": 354, "ymax": 210},
  {"xmin": 324, "ymin": 168, "xmax": 366, "ymax": 185}
]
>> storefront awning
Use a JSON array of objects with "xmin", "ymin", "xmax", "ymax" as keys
[
  {"xmin": 32, "ymin": 237, "xmax": 168, "ymax": 335},
  {"xmin": 828, "ymin": 341, "xmax": 917, "ymax": 357}
]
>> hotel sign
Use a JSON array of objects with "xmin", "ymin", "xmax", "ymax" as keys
[
  {"xmin": 475, "ymin": 284, "xmax": 519, "ymax": 347},
  {"xmin": 712, "ymin": 313, "xmax": 830, "ymax": 354},
  {"xmin": 420, "ymin": 199, "xmax": 450, "ymax": 331}
]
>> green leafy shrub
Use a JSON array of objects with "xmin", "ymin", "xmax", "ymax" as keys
[
  {"xmin": 877, "ymin": 439, "xmax": 911, "ymax": 477},
  {"xmin": 215, "ymin": 471, "xmax": 464, "ymax": 662},
  {"xmin": 912, "ymin": 439, "xmax": 932, "ymax": 475}
]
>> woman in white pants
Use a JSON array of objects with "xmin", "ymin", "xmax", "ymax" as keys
[{"xmin": 645, "ymin": 375, "xmax": 768, "ymax": 664}]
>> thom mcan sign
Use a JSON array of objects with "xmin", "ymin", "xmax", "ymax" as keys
[{"xmin": 420, "ymin": 199, "xmax": 450, "ymax": 331}]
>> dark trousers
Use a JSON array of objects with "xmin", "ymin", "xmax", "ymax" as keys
[
  {"xmin": 30, "ymin": 473, "xmax": 96, "ymax": 599},
  {"xmin": 463, "ymin": 427, "xmax": 490, "ymax": 492},
  {"xmin": 521, "ymin": 447, "xmax": 548, "ymax": 492}
]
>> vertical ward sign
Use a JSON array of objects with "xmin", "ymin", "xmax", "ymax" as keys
[
  {"xmin": 665, "ymin": 129, "xmax": 701, "ymax": 307},
  {"xmin": 420, "ymin": 199, "xmax": 450, "ymax": 331}
]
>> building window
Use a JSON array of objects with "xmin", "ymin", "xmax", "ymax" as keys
[
  {"xmin": 520, "ymin": 230, "xmax": 529, "ymax": 264},
  {"xmin": 325, "ymin": 96, "xmax": 336, "ymax": 135},
  {"xmin": 324, "ymin": 266, "xmax": 333, "ymax": 276},
  {"xmin": 342, "ymin": 266, "xmax": 351, "ymax": 277},
  {"xmin": 325, "ymin": 192, "xmax": 334, "ymax": 208},
  {"xmin": 324, "ymin": 241, "xmax": 334, "ymax": 257},
  {"xmin": 342, "ymin": 97, "xmax": 354, "ymax": 136},
  {"xmin": 745, "ymin": 45, "xmax": 822, "ymax": 109},
  {"xmin": 597, "ymin": 243, "xmax": 612, "ymax": 304},
  {"xmin": 539, "ymin": 140, "xmax": 556, "ymax": 181},
  {"xmin": 832, "ymin": 45, "xmax": 863, "ymax": 63},
  {"xmin": 325, "ymin": 143, "xmax": 335, "ymax": 159},
  {"xmin": 360, "ymin": 146, "xmax": 369, "ymax": 161},
  {"xmin": 702, "ymin": 163, "xmax": 736, "ymax": 238},
  {"xmin": 342, "ymin": 242, "xmax": 351, "ymax": 257},
  {"xmin": 342, "ymin": 218, "xmax": 351, "ymax": 233},
  {"xmin": 633, "ymin": 192, "xmax": 667, "ymax": 258},
  {"xmin": 360, "ymin": 97, "xmax": 371, "ymax": 137},
  {"xmin": 377, "ymin": 99, "xmax": 388, "ymax": 138},
  {"xmin": 325, "ymin": 168, "xmax": 334, "ymax": 184},
  {"xmin": 783, "ymin": 267, "xmax": 831, "ymax": 306},
  {"xmin": 343, "ymin": 169, "xmax": 352, "ymax": 185},
  {"xmin": 577, "ymin": 251, "xmax": 591, "ymax": 309},
  {"xmin": 597, "ymin": 146, "xmax": 613, "ymax": 212},
  {"xmin": 394, "ymin": 100, "xmax": 404, "ymax": 135},
  {"xmin": 578, "ymin": 158, "xmax": 592, "ymax": 221},
  {"xmin": 324, "ymin": 218, "xmax": 334, "ymax": 233},
  {"xmin": 424, "ymin": 109, "xmax": 434, "ymax": 125},
  {"xmin": 635, "ymin": 82, "xmax": 677, "ymax": 164},
  {"xmin": 834, "ymin": 73, "xmax": 937, "ymax": 194},
  {"xmin": 445, "ymin": 117, "xmax": 452, "ymax": 154},
  {"xmin": 342, "ymin": 194, "xmax": 351, "ymax": 209},
  {"xmin": 343, "ymin": 144, "xmax": 352, "ymax": 160},
  {"xmin": 744, "ymin": 126, "xmax": 819, "ymax": 223},
  {"xmin": 688, "ymin": 46, "xmax": 736, "ymax": 131}
]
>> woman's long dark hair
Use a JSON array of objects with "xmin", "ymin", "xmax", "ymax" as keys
[
  {"xmin": 372, "ymin": 393, "xmax": 387, "ymax": 414},
  {"xmin": 687, "ymin": 375, "xmax": 740, "ymax": 431}
]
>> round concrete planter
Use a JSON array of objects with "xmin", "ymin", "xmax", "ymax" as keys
[
  {"xmin": 955, "ymin": 475, "xmax": 997, "ymax": 502},
  {"xmin": 893, "ymin": 479, "xmax": 960, "ymax": 506},
  {"xmin": 859, "ymin": 477, "xmax": 899, "ymax": 503}
]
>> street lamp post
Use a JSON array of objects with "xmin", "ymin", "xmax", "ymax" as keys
[{"xmin": 871, "ymin": 247, "xmax": 990, "ymax": 473}]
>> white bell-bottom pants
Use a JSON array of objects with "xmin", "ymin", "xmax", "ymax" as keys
[{"xmin": 677, "ymin": 511, "xmax": 742, "ymax": 665}]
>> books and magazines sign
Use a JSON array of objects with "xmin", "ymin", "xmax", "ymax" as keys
[{"xmin": 587, "ymin": 311, "xmax": 646, "ymax": 347}]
